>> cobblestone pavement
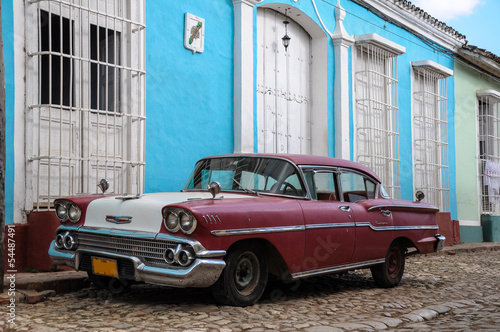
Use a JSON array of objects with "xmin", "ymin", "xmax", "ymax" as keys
[{"xmin": 2, "ymin": 249, "xmax": 499, "ymax": 331}]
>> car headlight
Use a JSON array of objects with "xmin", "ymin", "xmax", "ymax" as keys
[
  {"xmin": 179, "ymin": 211, "xmax": 197, "ymax": 234},
  {"xmin": 162, "ymin": 208, "xmax": 198, "ymax": 234},
  {"xmin": 163, "ymin": 210, "xmax": 180, "ymax": 232},
  {"xmin": 68, "ymin": 205, "xmax": 82, "ymax": 223},
  {"xmin": 55, "ymin": 233, "xmax": 65, "ymax": 249},
  {"xmin": 55, "ymin": 203, "xmax": 68, "ymax": 221},
  {"xmin": 55, "ymin": 200, "xmax": 82, "ymax": 223}
]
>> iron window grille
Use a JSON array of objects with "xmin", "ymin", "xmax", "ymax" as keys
[
  {"xmin": 354, "ymin": 43, "xmax": 401, "ymax": 199},
  {"xmin": 478, "ymin": 90, "xmax": 500, "ymax": 215},
  {"xmin": 26, "ymin": 0, "xmax": 146, "ymax": 210},
  {"xmin": 412, "ymin": 64, "xmax": 451, "ymax": 212}
]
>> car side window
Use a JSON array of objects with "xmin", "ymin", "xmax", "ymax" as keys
[
  {"xmin": 339, "ymin": 171, "xmax": 376, "ymax": 202},
  {"xmin": 313, "ymin": 172, "xmax": 339, "ymax": 201}
]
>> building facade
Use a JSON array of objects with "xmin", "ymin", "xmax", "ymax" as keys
[
  {"xmin": 455, "ymin": 46, "xmax": 500, "ymax": 242},
  {"xmin": 2, "ymin": 0, "xmax": 473, "ymax": 270}
]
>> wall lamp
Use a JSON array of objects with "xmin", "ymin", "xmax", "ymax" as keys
[{"xmin": 282, "ymin": 9, "xmax": 291, "ymax": 52}]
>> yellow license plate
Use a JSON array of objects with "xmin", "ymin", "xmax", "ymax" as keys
[{"xmin": 92, "ymin": 257, "xmax": 118, "ymax": 278}]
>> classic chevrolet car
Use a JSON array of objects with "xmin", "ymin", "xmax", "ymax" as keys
[{"xmin": 49, "ymin": 154, "xmax": 445, "ymax": 306}]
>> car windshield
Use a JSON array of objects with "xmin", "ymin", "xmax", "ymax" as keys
[{"xmin": 183, "ymin": 156, "xmax": 306, "ymax": 197}]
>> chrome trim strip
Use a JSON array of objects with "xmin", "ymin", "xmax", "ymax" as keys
[
  {"xmin": 305, "ymin": 222, "xmax": 355, "ymax": 230},
  {"xmin": 367, "ymin": 204, "xmax": 440, "ymax": 212},
  {"xmin": 76, "ymin": 227, "xmax": 158, "ymax": 240},
  {"xmin": 203, "ymin": 215, "xmax": 222, "ymax": 224},
  {"xmin": 355, "ymin": 222, "xmax": 439, "ymax": 231},
  {"xmin": 291, "ymin": 258, "xmax": 385, "ymax": 279},
  {"xmin": 211, "ymin": 225, "xmax": 305, "ymax": 237}
]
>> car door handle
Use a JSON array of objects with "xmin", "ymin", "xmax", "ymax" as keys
[
  {"xmin": 381, "ymin": 209, "xmax": 391, "ymax": 217},
  {"xmin": 339, "ymin": 206, "xmax": 351, "ymax": 212}
]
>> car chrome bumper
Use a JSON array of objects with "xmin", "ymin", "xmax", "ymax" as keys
[
  {"xmin": 48, "ymin": 241, "xmax": 226, "ymax": 288},
  {"xmin": 435, "ymin": 234, "xmax": 446, "ymax": 251}
]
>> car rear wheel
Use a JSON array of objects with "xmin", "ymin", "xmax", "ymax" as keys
[
  {"xmin": 211, "ymin": 243, "xmax": 268, "ymax": 306},
  {"xmin": 371, "ymin": 242, "xmax": 405, "ymax": 288}
]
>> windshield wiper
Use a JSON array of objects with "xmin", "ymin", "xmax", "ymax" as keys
[{"xmin": 232, "ymin": 178, "xmax": 259, "ymax": 196}]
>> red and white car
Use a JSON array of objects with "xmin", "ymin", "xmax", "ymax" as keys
[{"xmin": 49, "ymin": 154, "xmax": 445, "ymax": 306}]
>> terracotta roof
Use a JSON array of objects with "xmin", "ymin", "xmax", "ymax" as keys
[
  {"xmin": 462, "ymin": 44, "xmax": 500, "ymax": 65},
  {"xmin": 390, "ymin": 0, "xmax": 466, "ymax": 41}
]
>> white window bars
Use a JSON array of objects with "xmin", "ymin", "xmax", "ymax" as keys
[
  {"xmin": 354, "ymin": 43, "xmax": 400, "ymax": 199},
  {"xmin": 478, "ymin": 90, "xmax": 500, "ymax": 215},
  {"xmin": 26, "ymin": 0, "xmax": 146, "ymax": 210},
  {"xmin": 412, "ymin": 63, "xmax": 451, "ymax": 212}
]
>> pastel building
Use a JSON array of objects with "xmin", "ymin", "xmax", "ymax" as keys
[
  {"xmin": 454, "ymin": 46, "xmax": 500, "ymax": 242},
  {"xmin": 2, "ymin": 0, "xmax": 489, "ymax": 270}
]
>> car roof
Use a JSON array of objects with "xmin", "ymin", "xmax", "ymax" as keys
[{"xmin": 200, "ymin": 153, "xmax": 381, "ymax": 182}]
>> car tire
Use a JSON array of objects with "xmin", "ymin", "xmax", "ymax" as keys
[
  {"xmin": 211, "ymin": 243, "xmax": 268, "ymax": 306},
  {"xmin": 87, "ymin": 272, "xmax": 129, "ymax": 294},
  {"xmin": 371, "ymin": 242, "xmax": 405, "ymax": 288}
]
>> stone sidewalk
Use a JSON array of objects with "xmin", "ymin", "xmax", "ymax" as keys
[{"xmin": 1, "ymin": 242, "xmax": 499, "ymax": 305}]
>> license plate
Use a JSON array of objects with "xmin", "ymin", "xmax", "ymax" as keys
[{"xmin": 92, "ymin": 257, "xmax": 118, "ymax": 278}]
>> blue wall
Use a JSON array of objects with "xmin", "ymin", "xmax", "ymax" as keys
[
  {"xmin": 2, "ymin": 0, "xmax": 15, "ymax": 224},
  {"xmin": 341, "ymin": 1, "xmax": 457, "ymax": 218},
  {"xmin": 145, "ymin": 1, "xmax": 235, "ymax": 193},
  {"xmin": 0, "ymin": 0, "xmax": 458, "ymax": 221},
  {"xmin": 145, "ymin": 0, "xmax": 457, "ymax": 217}
]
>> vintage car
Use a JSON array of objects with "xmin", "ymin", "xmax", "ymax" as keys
[{"xmin": 49, "ymin": 154, "xmax": 445, "ymax": 306}]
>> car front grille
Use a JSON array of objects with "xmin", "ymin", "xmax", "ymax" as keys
[
  {"xmin": 77, "ymin": 232, "xmax": 179, "ymax": 266},
  {"xmin": 79, "ymin": 254, "xmax": 136, "ymax": 280}
]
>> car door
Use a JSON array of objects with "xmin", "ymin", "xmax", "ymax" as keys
[
  {"xmin": 338, "ymin": 170, "xmax": 395, "ymax": 262},
  {"xmin": 299, "ymin": 170, "xmax": 355, "ymax": 270}
]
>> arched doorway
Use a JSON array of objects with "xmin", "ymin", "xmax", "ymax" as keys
[{"xmin": 256, "ymin": 7, "xmax": 312, "ymax": 154}]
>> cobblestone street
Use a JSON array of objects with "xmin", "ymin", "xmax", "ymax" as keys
[{"xmin": 2, "ymin": 248, "xmax": 499, "ymax": 331}]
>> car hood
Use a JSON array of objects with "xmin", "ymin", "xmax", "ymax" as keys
[{"xmin": 82, "ymin": 192, "xmax": 255, "ymax": 233}]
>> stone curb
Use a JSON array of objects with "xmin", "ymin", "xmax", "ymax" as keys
[
  {"xmin": 318, "ymin": 300, "xmax": 477, "ymax": 331},
  {"xmin": 0, "ymin": 271, "xmax": 89, "ymax": 304}
]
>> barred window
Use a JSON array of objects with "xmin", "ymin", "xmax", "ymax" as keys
[
  {"xmin": 478, "ymin": 90, "xmax": 500, "ymax": 215},
  {"xmin": 412, "ymin": 61, "xmax": 452, "ymax": 211},
  {"xmin": 353, "ymin": 34, "xmax": 405, "ymax": 199},
  {"xmin": 26, "ymin": 0, "xmax": 146, "ymax": 210}
]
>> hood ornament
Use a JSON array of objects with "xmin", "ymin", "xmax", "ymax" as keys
[
  {"xmin": 97, "ymin": 179, "xmax": 109, "ymax": 193},
  {"xmin": 106, "ymin": 215, "xmax": 133, "ymax": 224},
  {"xmin": 415, "ymin": 190, "xmax": 425, "ymax": 202},
  {"xmin": 208, "ymin": 181, "xmax": 221, "ymax": 199}
]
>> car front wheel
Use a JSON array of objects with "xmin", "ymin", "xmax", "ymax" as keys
[
  {"xmin": 211, "ymin": 243, "xmax": 268, "ymax": 306},
  {"xmin": 371, "ymin": 242, "xmax": 405, "ymax": 288}
]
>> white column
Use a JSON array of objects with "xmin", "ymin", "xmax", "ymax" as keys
[
  {"xmin": 233, "ymin": 0, "xmax": 262, "ymax": 153},
  {"xmin": 331, "ymin": 0, "xmax": 354, "ymax": 160}
]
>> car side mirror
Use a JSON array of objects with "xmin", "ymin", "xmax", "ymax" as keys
[
  {"xmin": 415, "ymin": 190, "xmax": 425, "ymax": 202},
  {"xmin": 208, "ymin": 181, "xmax": 221, "ymax": 199}
]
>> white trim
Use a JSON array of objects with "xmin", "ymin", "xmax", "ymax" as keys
[
  {"xmin": 354, "ymin": 33, "xmax": 406, "ymax": 56},
  {"xmin": 459, "ymin": 219, "xmax": 481, "ymax": 227},
  {"xmin": 412, "ymin": 60, "xmax": 453, "ymax": 78},
  {"xmin": 233, "ymin": 0, "xmax": 256, "ymax": 153},
  {"xmin": 477, "ymin": 89, "xmax": 500, "ymax": 102},
  {"xmin": 14, "ymin": 0, "xmax": 27, "ymax": 223},
  {"xmin": 332, "ymin": 1, "xmax": 354, "ymax": 159}
]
